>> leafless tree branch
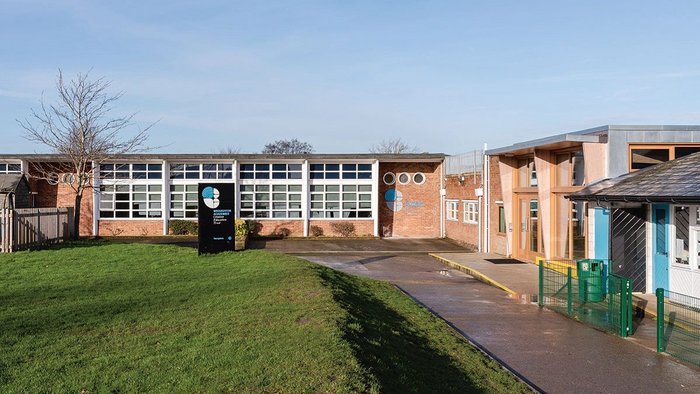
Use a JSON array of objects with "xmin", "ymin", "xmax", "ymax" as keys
[{"xmin": 368, "ymin": 138, "xmax": 419, "ymax": 154}]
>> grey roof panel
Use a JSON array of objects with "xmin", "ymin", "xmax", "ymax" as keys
[{"xmin": 0, "ymin": 174, "xmax": 24, "ymax": 193}]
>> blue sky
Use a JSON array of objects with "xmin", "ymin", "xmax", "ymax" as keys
[{"xmin": 2, "ymin": 1, "xmax": 700, "ymax": 154}]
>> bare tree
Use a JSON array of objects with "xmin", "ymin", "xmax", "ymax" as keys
[
  {"xmin": 369, "ymin": 138, "xmax": 419, "ymax": 154},
  {"xmin": 18, "ymin": 70, "xmax": 156, "ymax": 239},
  {"xmin": 219, "ymin": 145, "xmax": 241, "ymax": 154},
  {"xmin": 262, "ymin": 138, "xmax": 314, "ymax": 154}
]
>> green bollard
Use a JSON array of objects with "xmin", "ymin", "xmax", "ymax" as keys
[
  {"xmin": 656, "ymin": 288, "xmax": 665, "ymax": 352},
  {"xmin": 538, "ymin": 261, "xmax": 544, "ymax": 307},
  {"xmin": 567, "ymin": 267, "xmax": 573, "ymax": 316}
]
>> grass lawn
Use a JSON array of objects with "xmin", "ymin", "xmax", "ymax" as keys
[{"xmin": 0, "ymin": 242, "xmax": 529, "ymax": 393}]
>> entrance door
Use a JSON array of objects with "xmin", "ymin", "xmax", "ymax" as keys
[
  {"xmin": 516, "ymin": 195, "xmax": 540, "ymax": 261},
  {"xmin": 652, "ymin": 204, "xmax": 670, "ymax": 291}
]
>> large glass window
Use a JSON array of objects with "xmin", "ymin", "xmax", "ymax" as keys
[
  {"xmin": 101, "ymin": 163, "xmax": 162, "ymax": 180},
  {"xmin": 240, "ymin": 163, "xmax": 301, "ymax": 180},
  {"xmin": 169, "ymin": 163, "xmax": 233, "ymax": 179},
  {"xmin": 310, "ymin": 184, "xmax": 372, "ymax": 218},
  {"xmin": 310, "ymin": 163, "xmax": 372, "ymax": 180},
  {"xmin": 170, "ymin": 184, "xmax": 199, "ymax": 218},
  {"xmin": 100, "ymin": 184, "xmax": 162, "ymax": 218},
  {"xmin": 240, "ymin": 184, "xmax": 302, "ymax": 219}
]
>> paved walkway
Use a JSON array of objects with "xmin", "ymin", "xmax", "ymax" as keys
[
  {"xmin": 300, "ymin": 252, "xmax": 700, "ymax": 393},
  {"xmin": 432, "ymin": 253, "xmax": 664, "ymax": 353}
]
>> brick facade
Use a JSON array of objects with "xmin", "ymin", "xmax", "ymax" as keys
[
  {"xmin": 488, "ymin": 155, "xmax": 507, "ymax": 255},
  {"xmin": 308, "ymin": 220, "xmax": 374, "ymax": 237},
  {"xmin": 99, "ymin": 220, "xmax": 164, "ymax": 236},
  {"xmin": 255, "ymin": 220, "xmax": 304, "ymax": 237},
  {"xmin": 28, "ymin": 162, "xmax": 95, "ymax": 237},
  {"xmin": 443, "ymin": 173, "xmax": 482, "ymax": 250},
  {"xmin": 378, "ymin": 162, "xmax": 441, "ymax": 238}
]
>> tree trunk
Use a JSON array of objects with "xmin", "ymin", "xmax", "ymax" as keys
[{"xmin": 73, "ymin": 193, "xmax": 82, "ymax": 240}]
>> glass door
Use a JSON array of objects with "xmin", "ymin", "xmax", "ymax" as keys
[{"xmin": 516, "ymin": 195, "xmax": 540, "ymax": 261}]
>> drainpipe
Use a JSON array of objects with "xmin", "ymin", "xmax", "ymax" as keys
[
  {"xmin": 440, "ymin": 159, "xmax": 445, "ymax": 238},
  {"xmin": 92, "ymin": 161, "xmax": 100, "ymax": 237},
  {"xmin": 483, "ymin": 143, "xmax": 489, "ymax": 253}
]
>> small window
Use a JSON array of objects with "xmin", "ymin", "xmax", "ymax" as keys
[
  {"xmin": 413, "ymin": 172, "xmax": 425, "ymax": 185},
  {"xmin": 463, "ymin": 200, "xmax": 478, "ymax": 224},
  {"xmin": 446, "ymin": 200, "xmax": 459, "ymax": 221},
  {"xmin": 675, "ymin": 146, "xmax": 700, "ymax": 159},
  {"xmin": 398, "ymin": 172, "xmax": 410, "ymax": 185},
  {"xmin": 631, "ymin": 149, "xmax": 669, "ymax": 170},
  {"xmin": 383, "ymin": 172, "xmax": 396, "ymax": 185},
  {"xmin": 498, "ymin": 206, "xmax": 506, "ymax": 233}
]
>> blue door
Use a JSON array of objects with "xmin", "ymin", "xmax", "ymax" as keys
[{"xmin": 652, "ymin": 204, "xmax": 670, "ymax": 291}]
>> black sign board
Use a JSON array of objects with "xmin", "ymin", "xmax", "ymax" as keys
[{"xmin": 198, "ymin": 183, "xmax": 236, "ymax": 255}]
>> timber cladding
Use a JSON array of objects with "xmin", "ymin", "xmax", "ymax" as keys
[{"xmin": 378, "ymin": 162, "xmax": 441, "ymax": 238}]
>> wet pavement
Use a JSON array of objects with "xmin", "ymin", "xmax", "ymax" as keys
[{"xmin": 299, "ymin": 252, "xmax": 700, "ymax": 394}]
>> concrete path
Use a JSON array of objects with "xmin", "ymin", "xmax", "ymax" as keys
[
  {"xmin": 432, "ymin": 252, "xmax": 665, "ymax": 353},
  {"xmin": 300, "ymin": 252, "xmax": 700, "ymax": 394}
]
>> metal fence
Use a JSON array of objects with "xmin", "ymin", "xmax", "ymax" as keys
[
  {"xmin": 1, "ymin": 208, "xmax": 74, "ymax": 252},
  {"xmin": 444, "ymin": 150, "xmax": 484, "ymax": 175},
  {"xmin": 656, "ymin": 289, "xmax": 700, "ymax": 366},
  {"xmin": 539, "ymin": 259, "xmax": 633, "ymax": 337}
]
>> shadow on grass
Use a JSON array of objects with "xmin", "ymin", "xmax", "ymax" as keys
[{"xmin": 314, "ymin": 265, "xmax": 486, "ymax": 393}]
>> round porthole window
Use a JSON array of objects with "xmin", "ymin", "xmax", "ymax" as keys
[
  {"xmin": 383, "ymin": 172, "xmax": 396, "ymax": 185},
  {"xmin": 398, "ymin": 172, "xmax": 410, "ymax": 185},
  {"xmin": 413, "ymin": 172, "xmax": 425, "ymax": 185}
]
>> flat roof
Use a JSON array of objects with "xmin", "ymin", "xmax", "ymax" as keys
[
  {"xmin": 0, "ymin": 153, "xmax": 445, "ymax": 163},
  {"xmin": 485, "ymin": 125, "xmax": 700, "ymax": 156}
]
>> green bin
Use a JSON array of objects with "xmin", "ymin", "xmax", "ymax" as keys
[{"xmin": 577, "ymin": 259, "xmax": 604, "ymax": 302}]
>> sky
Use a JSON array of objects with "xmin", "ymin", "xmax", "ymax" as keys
[{"xmin": 2, "ymin": 1, "xmax": 700, "ymax": 155}]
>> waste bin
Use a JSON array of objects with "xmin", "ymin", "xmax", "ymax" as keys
[{"xmin": 577, "ymin": 259, "xmax": 605, "ymax": 302}]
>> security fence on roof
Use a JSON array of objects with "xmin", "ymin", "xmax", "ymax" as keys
[{"xmin": 444, "ymin": 150, "xmax": 484, "ymax": 175}]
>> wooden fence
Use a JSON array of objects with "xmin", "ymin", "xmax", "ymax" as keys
[{"xmin": 1, "ymin": 208, "xmax": 74, "ymax": 252}]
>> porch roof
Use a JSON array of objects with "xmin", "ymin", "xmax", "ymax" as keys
[
  {"xmin": 568, "ymin": 151, "xmax": 700, "ymax": 203},
  {"xmin": 0, "ymin": 174, "xmax": 25, "ymax": 193}
]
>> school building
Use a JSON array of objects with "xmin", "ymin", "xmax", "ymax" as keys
[
  {"xmin": 4, "ymin": 124, "xmax": 700, "ymax": 297},
  {"xmin": 0, "ymin": 153, "xmax": 445, "ymax": 239}
]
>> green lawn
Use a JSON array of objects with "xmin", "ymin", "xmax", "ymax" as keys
[{"xmin": 0, "ymin": 242, "xmax": 529, "ymax": 393}]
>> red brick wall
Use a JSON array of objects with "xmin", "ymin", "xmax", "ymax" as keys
[
  {"xmin": 378, "ymin": 162, "xmax": 441, "ymax": 238},
  {"xmin": 308, "ymin": 220, "xmax": 374, "ymax": 237},
  {"xmin": 488, "ymin": 156, "xmax": 507, "ymax": 255},
  {"xmin": 27, "ymin": 162, "xmax": 95, "ymax": 237},
  {"xmin": 255, "ymin": 220, "xmax": 304, "ymax": 237},
  {"xmin": 99, "ymin": 220, "xmax": 164, "ymax": 236},
  {"xmin": 443, "ymin": 173, "xmax": 482, "ymax": 250}
]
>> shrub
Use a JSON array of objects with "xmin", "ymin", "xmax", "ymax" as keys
[
  {"xmin": 170, "ymin": 220, "xmax": 198, "ymax": 235},
  {"xmin": 245, "ymin": 220, "xmax": 260, "ymax": 235},
  {"xmin": 234, "ymin": 219, "xmax": 248, "ymax": 238},
  {"xmin": 310, "ymin": 225, "xmax": 323, "ymax": 237},
  {"xmin": 330, "ymin": 221, "xmax": 355, "ymax": 237},
  {"xmin": 276, "ymin": 227, "xmax": 291, "ymax": 238}
]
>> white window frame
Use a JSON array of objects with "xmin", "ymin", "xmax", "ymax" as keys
[
  {"xmin": 100, "ymin": 163, "xmax": 163, "ymax": 180},
  {"xmin": 169, "ymin": 184, "xmax": 199, "ymax": 219},
  {"xmin": 169, "ymin": 163, "xmax": 234, "ymax": 180},
  {"xmin": 671, "ymin": 205, "xmax": 700, "ymax": 270},
  {"xmin": 99, "ymin": 183, "xmax": 163, "ymax": 219},
  {"xmin": 240, "ymin": 163, "xmax": 302, "ymax": 180},
  {"xmin": 239, "ymin": 183, "xmax": 303, "ymax": 219},
  {"xmin": 0, "ymin": 162, "xmax": 22, "ymax": 174},
  {"xmin": 463, "ymin": 200, "xmax": 478, "ymax": 224},
  {"xmin": 446, "ymin": 200, "xmax": 459, "ymax": 221},
  {"xmin": 310, "ymin": 184, "xmax": 372, "ymax": 219},
  {"xmin": 309, "ymin": 163, "xmax": 372, "ymax": 180}
]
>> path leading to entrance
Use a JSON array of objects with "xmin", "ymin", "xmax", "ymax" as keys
[{"xmin": 299, "ymin": 251, "xmax": 700, "ymax": 393}]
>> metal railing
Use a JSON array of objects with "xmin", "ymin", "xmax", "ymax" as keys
[
  {"xmin": 656, "ymin": 289, "xmax": 700, "ymax": 366},
  {"xmin": 539, "ymin": 259, "xmax": 632, "ymax": 337}
]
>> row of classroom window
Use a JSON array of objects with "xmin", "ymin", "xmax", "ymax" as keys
[
  {"xmin": 98, "ymin": 184, "xmax": 373, "ymax": 219},
  {"xmin": 98, "ymin": 163, "xmax": 373, "ymax": 180}
]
